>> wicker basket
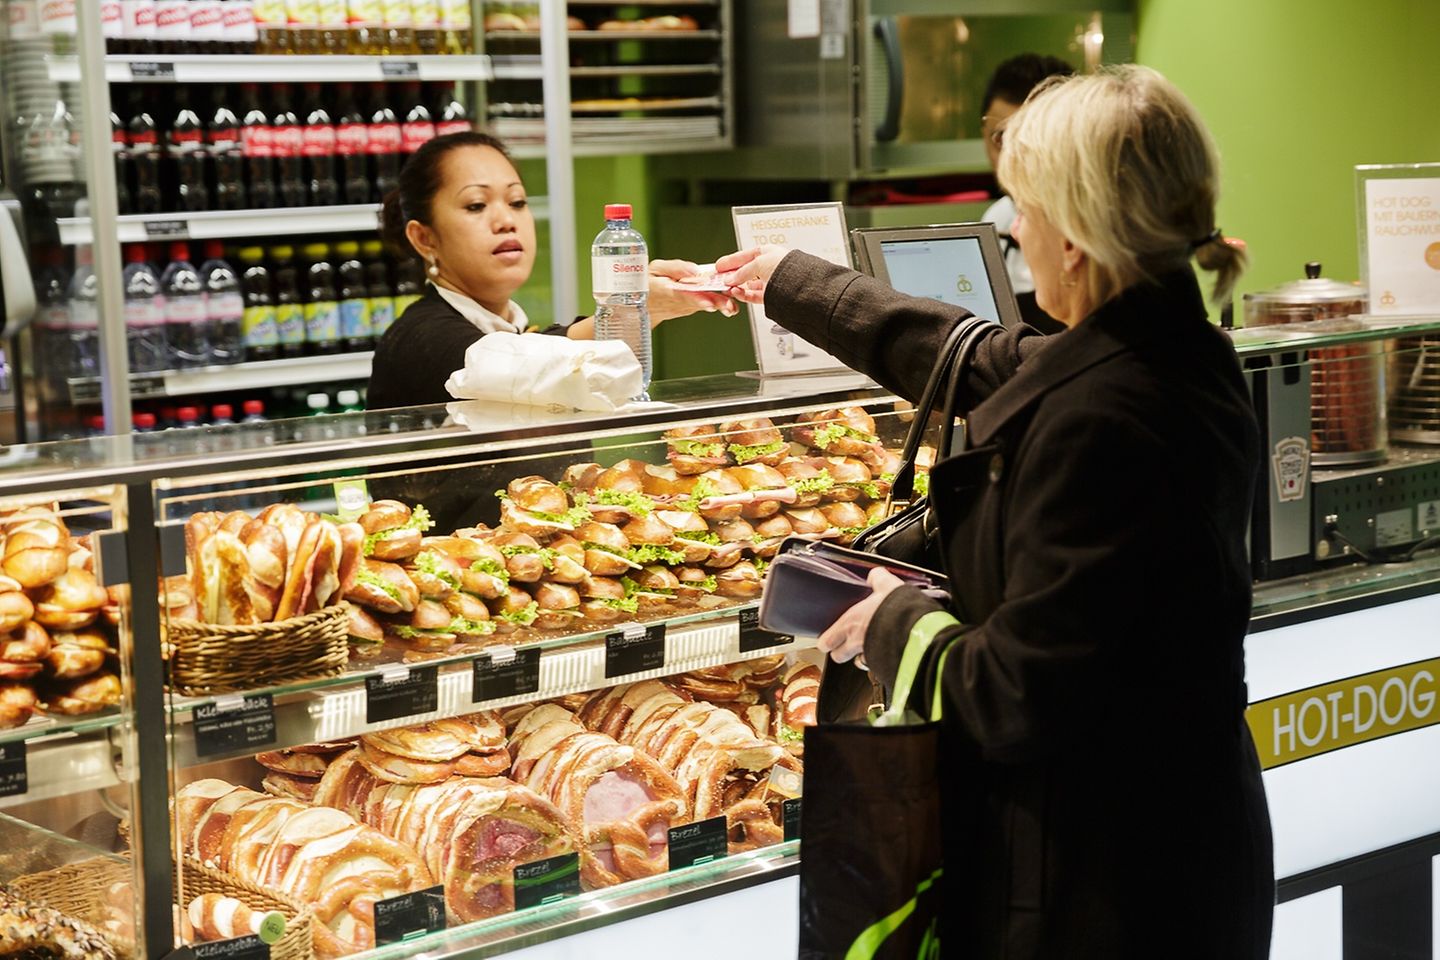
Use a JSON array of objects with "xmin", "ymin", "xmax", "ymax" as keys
[
  {"xmin": 168, "ymin": 605, "xmax": 349, "ymax": 695},
  {"xmin": 12, "ymin": 856, "xmax": 313, "ymax": 960}
]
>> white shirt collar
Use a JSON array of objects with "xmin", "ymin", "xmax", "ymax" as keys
[{"xmin": 432, "ymin": 282, "xmax": 529, "ymax": 335}]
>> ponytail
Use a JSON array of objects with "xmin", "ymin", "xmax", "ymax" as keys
[{"xmin": 1194, "ymin": 233, "xmax": 1247, "ymax": 307}]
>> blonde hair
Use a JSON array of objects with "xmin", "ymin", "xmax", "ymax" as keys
[{"xmin": 997, "ymin": 64, "xmax": 1245, "ymax": 307}]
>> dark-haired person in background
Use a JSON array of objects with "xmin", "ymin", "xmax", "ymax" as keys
[
  {"xmin": 367, "ymin": 131, "xmax": 733, "ymax": 410},
  {"xmin": 981, "ymin": 54, "xmax": 1075, "ymax": 334}
]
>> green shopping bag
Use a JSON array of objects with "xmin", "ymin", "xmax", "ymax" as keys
[{"xmin": 798, "ymin": 611, "xmax": 963, "ymax": 960}]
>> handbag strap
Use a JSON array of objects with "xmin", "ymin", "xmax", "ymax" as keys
[{"xmin": 871, "ymin": 609, "xmax": 962, "ymax": 727}]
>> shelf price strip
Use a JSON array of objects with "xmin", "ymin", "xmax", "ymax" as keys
[
  {"xmin": 604, "ymin": 622, "xmax": 666, "ymax": 678},
  {"xmin": 472, "ymin": 645, "xmax": 540, "ymax": 703},
  {"xmin": 737, "ymin": 607, "xmax": 793, "ymax": 653},
  {"xmin": 193, "ymin": 694, "xmax": 277, "ymax": 758},
  {"xmin": 373, "ymin": 885, "xmax": 446, "ymax": 945},
  {"xmin": 666, "ymin": 816, "xmax": 728, "ymax": 870},
  {"xmin": 513, "ymin": 852, "xmax": 581, "ymax": 910},
  {"xmin": 365, "ymin": 665, "xmax": 439, "ymax": 724},
  {"xmin": 0, "ymin": 741, "xmax": 26, "ymax": 798}
]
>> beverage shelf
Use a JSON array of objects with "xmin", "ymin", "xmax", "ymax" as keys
[
  {"xmin": 569, "ymin": 63, "xmax": 723, "ymax": 78},
  {"xmin": 45, "ymin": 53, "xmax": 501, "ymax": 84},
  {"xmin": 485, "ymin": 29, "xmax": 722, "ymax": 41},
  {"xmin": 67, "ymin": 351, "xmax": 372, "ymax": 403},
  {"xmin": 167, "ymin": 604, "xmax": 801, "ymax": 764}
]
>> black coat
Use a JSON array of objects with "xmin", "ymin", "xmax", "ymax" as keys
[{"xmin": 766, "ymin": 253, "xmax": 1274, "ymax": 959}]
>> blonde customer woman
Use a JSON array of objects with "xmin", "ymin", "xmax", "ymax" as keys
[{"xmin": 715, "ymin": 66, "xmax": 1272, "ymax": 958}]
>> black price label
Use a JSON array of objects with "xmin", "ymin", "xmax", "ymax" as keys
[
  {"xmin": 667, "ymin": 815, "xmax": 728, "ymax": 870},
  {"xmin": 365, "ymin": 666, "xmax": 438, "ymax": 724},
  {"xmin": 738, "ymin": 607, "xmax": 793, "ymax": 653},
  {"xmin": 193, "ymin": 694, "xmax": 277, "ymax": 758},
  {"xmin": 513, "ymin": 852, "xmax": 581, "ymax": 911},
  {"xmin": 783, "ymin": 798, "xmax": 802, "ymax": 842},
  {"xmin": 142, "ymin": 218, "xmax": 188, "ymax": 237},
  {"xmin": 159, "ymin": 522, "xmax": 189, "ymax": 578},
  {"xmin": 380, "ymin": 60, "xmax": 420, "ymax": 77},
  {"xmin": 0, "ymin": 741, "xmax": 27, "ymax": 798},
  {"xmin": 129, "ymin": 60, "xmax": 176, "ymax": 79},
  {"xmin": 373, "ymin": 886, "xmax": 446, "ymax": 945},
  {"xmin": 471, "ymin": 646, "xmax": 540, "ymax": 703},
  {"xmin": 193, "ymin": 935, "xmax": 268, "ymax": 960},
  {"xmin": 604, "ymin": 623, "xmax": 666, "ymax": 678}
]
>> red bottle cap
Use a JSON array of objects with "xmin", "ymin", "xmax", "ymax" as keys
[
  {"xmin": 170, "ymin": 241, "xmax": 191, "ymax": 263},
  {"xmin": 212, "ymin": 403, "xmax": 233, "ymax": 420},
  {"xmin": 603, "ymin": 204, "xmax": 632, "ymax": 220},
  {"xmin": 242, "ymin": 399, "xmax": 264, "ymax": 415},
  {"xmin": 133, "ymin": 412, "xmax": 157, "ymax": 428},
  {"xmin": 87, "ymin": 415, "xmax": 106, "ymax": 430},
  {"xmin": 204, "ymin": 239, "xmax": 225, "ymax": 261},
  {"xmin": 123, "ymin": 244, "xmax": 148, "ymax": 263},
  {"xmin": 177, "ymin": 406, "xmax": 200, "ymax": 422}
]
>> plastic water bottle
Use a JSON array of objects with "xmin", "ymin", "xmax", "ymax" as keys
[
  {"xmin": 161, "ymin": 242, "xmax": 209, "ymax": 368},
  {"xmin": 591, "ymin": 203, "xmax": 650, "ymax": 399},
  {"xmin": 121, "ymin": 245, "xmax": 167, "ymax": 373},
  {"xmin": 200, "ymin": 241, "xmax": 244, "ymax": 364},
  {"xmin": 67, "ymin": 248, "xmax": 101, "ymax": 380}
]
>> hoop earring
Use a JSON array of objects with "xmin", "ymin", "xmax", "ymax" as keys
[{"xmin": 427, "ymin": 259, "xmax": 440, "ymax": 278}]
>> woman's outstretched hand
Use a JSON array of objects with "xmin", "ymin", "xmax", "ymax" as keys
[
  {"xmin": 714, "ymin": 245, "xmax": 791, "ymax": 305},
  {"xmin": 648, "ymin": 259, "xmax": 738, "ymax": 324},
  {"xmin": 816, "ymin": 567, "xmax": 905, "ymax": 665}
]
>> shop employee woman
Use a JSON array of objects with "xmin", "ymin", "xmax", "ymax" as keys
[{"xmin": 717, "ymin": 66, "xmax": 1274, "ymax": 959}]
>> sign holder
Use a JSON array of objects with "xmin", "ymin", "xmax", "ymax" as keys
[{"xmin": 1355, "ymin": 163, "xmax": 1440, "ymax": 314}]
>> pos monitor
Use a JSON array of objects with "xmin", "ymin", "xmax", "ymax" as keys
[{"xmin": 851, "ymin": 223, "xmax": 1022, "ymax": 329}]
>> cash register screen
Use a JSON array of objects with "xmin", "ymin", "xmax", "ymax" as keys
[{"xmin": 854, "ymin": 223, "xmax": 1021, "ymax": 328}]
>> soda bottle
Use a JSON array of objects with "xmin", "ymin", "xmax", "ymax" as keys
[
  {"xmin": 317, "ymin": 0, "xmax": 346, "ymax": 50},
  {"xmin": 271, "ymin": 87, "xmax": 306, "ymax": 207},
  {"xmin": 33, "ymin": 248, "xmax": 72, "ymax": 380},
  {"xmin": 111, "ymin": 111, "xmax": 134, "ymax": 215},
  {"xmin": 253, "ymin": 0, "xmax": 286, "ymax": 51},
  {"xmin": 240, "ymin": 86, "xmax": 276, "ymax": 209},
  {"xmin": 400, "ymin": 83, "xmax": 435, "ymax": 154},
  {"xmin": 238, "ymin": 247, "xmax": 278, "ymax": 362},
  {"xmin": 118, "ymin": 0, "xmax": 156, "ymax": 53},
  {"xmin": 152, "ymin": 0, "xmax": 190, "ymax": 52},
  {"xmin": 222, "ymin": 0, "xmax": 258, "ymax": 51},
  {"xmin": 435, "ymin": 83, "xmax": 469, "ymax": 135},
  {"xmin": 122, "ymin": 244, "xmax": 167, "ymax": 374},
  {"xmin": 67, "ymin": 248, "xmax": 101, "ymax": 380},
  {"xmin": 286, "ymin": 0, "xmax": 318, "ymax": 52},
  {"xmin": 190, "ymin": 0, "xmax": 226, "ymax": 48},
  {"xmin": 241, "ymin": 399, "xmax": 267, "ymax": 422},
  {"xmin": 101, "ymin": 0, "xmax": 124, "ymax": 51},
  {"xmin": 361, "ymin": 239, "xmax": 395, "ymax": 337},
  {"xmin": 211, "ymin": 403, "xmax": 236, "ymax": 426},
  {"xmin": 591, "ymin": 203, "xmax": 652, "ymax": 398},
  {"xmin": 346, "ymin": 0, "xmax": 380, "ymax": 53},
  {"xmin": 392, "ymin": 255, "xmax": 423, "ymax": 318},
  {"xmin": 335, "ymin": 241, "xmax": 371, "ymax": 352},
  {"xmin": 366, "ymin": 85, "xmax": 401, "ymax": 201},
  {"xmin": 170, "ymin": 106, "xmax": 210, "ymax": 212},
  {"xmin": 335, "ymin": 96, "xmax": 369, "ymax": 204},
  {"xmin": 200, "ymin": 240, "xmax": 244, "ymax": 364},
  {"xmin": 412, "ymin": 0, "xmax": 438, "ymax": 54},
  {"xmin": 380, "ymin": 0, "xmax": 412, "ymax": 54},
  {"xmin": 127, "ymin": 101, "xmax": 163, "ymax": 214},
  {"xmin": 160, "ymin": 242, "xmax": 209, "ymax": 368},
  {"xmin": 133, "ymin": 412, "xmax": 159, "ymax": 432},
  {"xmin": 302, "ymin": 243, "xmax": 341, "ymax": 355},
  {"xmin": 271, "ymin": 245, "xmax": 307, "ymax": 359},
  {"xmin": 209, "ymin": 99, "xmax": 246, "ymax": 210},
  {"xmin": 301, "ymin": 85, "xmax": 339, "ymax": 206},
  {"xmin": 85, "ymin": 414, "xmax": 107, "ymax": 438},
  {"xmin": 438, "ymin": 0, "xmax": 469, "ymax": 54}
]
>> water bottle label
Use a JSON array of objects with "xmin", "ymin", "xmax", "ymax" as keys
[
  {"xmin": 9, "ymin": 1, "xmax": 40, "ymax": 39},
  {"xmin": 39, "ymin": 305, "xmax": 69, "ymax": 332},
  {"xmin": 340, "ymin": 298, "xmax": 371, "ymax": 338},
  {"xmin": 304, "ymin": 301, "xmax": 340, "ymax": 342},
  {"xmin": 122, "ymin": 301, "xmax": 161, "ymax": 328},
  {"xmin": 39, "ymin": 0, "xmax": 76, "ymax": 33},
  {"xmin": 317, "ymin": 0, "xmax": 344, "ymax": 26},
  {"xmin": 401, "ymin": 120, "xmax": 435, "ymax": 153},
  {"xmin": 592, "ymin": 254, "xmax": 648, "ymax": 295},
  {"xmin": 209, "ymin": 292, "xmax": 244, "ymax": 320},
  {"xmin": 366, "ymin": 122, "xmax": 401, "ymax": 154},
  {"xmin": 120, "ymin": 0, "xmax": 153, "ymax": 36},
  {"xmin": 100, "ymin": 0, "xmax": 124, "ymax": 36},
  {"xmin": 287, "ymin": 0, "xmax": 318, "ymax": 26},
  {"xmin": 242, "ymin": 125, "xmax": 274, "ymax": 158},
  {"xmin": 369, "ymin": 297, "xmax": 395, "ymax": 336},
  {"xmin": 253, "ymin": 0, "xmax": 283, "ymax": 25},
  {"xmin": 223, "ymin": 0, "xmax": 258, "ymax": 40},
  {"xmin": 272, "ymin": 124, "xmax": 303, "ymax": 157},
  {"xmin": 243, "ymin": 304, "xmax": 279, "ymax": 346},
  {"xmin": 381, "ymin": 0, "xmax": 410, "ymax": 27},
  {"xmin": 165, "ymin": 297, "xmax": 208, "ymax": 324},
  {"xmin": 301, "ymin": 125, "xmax": 337, "ymax": 157},
  {"xmin": 276, "ymin": 303, "xmax": 306, "ymax": 344},
  {"xmin": 439, "ymin": 0, "xmax": 467, "ymax": 28},
  {"xmin": 154, "ymin": 0, "xmax": 191, "ymax": 36},
  {"xmin": 190, "ymin": 0, "xmax": 225, "ymax": 38},
  {"xmin": 336, "ymin": 123, "xmax": 368, "ymax": 155},
  {"xmin": 348, "ymin": 0, "xmax": 380, "ymax": 26}
]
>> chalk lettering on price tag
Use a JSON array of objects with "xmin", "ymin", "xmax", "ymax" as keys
[
  {"xmin": 513, "ymin": 852, "xmax": 581, "ymax": 910},
  {"xmin": 0, "ymin": 741, "xmax": 27, "ymax": 798},
  {"xmin": 192, "ymin": 934, "xmax": 268, "ymax": 960},
  {"xmin": 365, "ymin": 665, "xmax": 438, "ymax": 723},
  {"xmin": 193, "ymin": 694, "xmax": 276, "ymax": 758},
  {"xmin": 783, "ymin": 798, "xmax": 802, "ymax": 841},
  {"xmin": 472, "ymin": 645, "xmax": 540, "ymax": 702},
  {"xmin": 604, "ymin": 623, "xmax": 666, "ymax": 678},
  {"xmin": 667, "ymin": 815, "xmax": 728, "ymax": 870},
  {"xmin": 738, "ymin": 607, "xmax": 794, "ymax": 653},
  {"xmin": 372, "ymin": 886, "xmax": 445, "ymax": 945}
]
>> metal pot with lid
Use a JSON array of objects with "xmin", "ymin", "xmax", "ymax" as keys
[{"xmin": 1244, "ymin": 262, "xmax": 1385, "ymax": 466}]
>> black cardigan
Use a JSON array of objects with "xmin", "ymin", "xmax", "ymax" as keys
[{"xmin": 366, "ymin": 286, "xmax": 567, "ymax": 410}]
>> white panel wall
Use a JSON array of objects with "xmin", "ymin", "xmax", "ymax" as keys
[{"xmin": 1270, "ymin": 887, "xmax": 1343, "ymax": 960}]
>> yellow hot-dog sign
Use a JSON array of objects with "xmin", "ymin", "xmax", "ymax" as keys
[{"xmin": 1246, "ymin": 657, "xmax": 1440, "ymax": 769}]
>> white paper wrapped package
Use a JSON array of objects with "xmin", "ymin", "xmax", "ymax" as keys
[{"xmin": 444, "ymin": 331, "xmax": 645, "ymax": 412}]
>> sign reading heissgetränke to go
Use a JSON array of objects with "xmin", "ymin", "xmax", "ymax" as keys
[{"xmin": 1357, "ymin": 163, "xmax": 1440, "ymax": 313}]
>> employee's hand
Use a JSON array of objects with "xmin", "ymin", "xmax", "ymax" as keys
[
  {"xmin": 714, "ymin": 245, "xmax": 790, "ymax": 305},
  {"xmin": 816, "ymin": 567, "xmax": 905, "ymax": 665},
  {"xmin": 648, "ymin": 259, "xmax": 738, "ymax": 324}
]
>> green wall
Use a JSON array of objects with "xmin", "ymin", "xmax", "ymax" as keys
[{"xmin": 1136, "ymin": 0, "xmax": 1440, "ymax": 306}]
